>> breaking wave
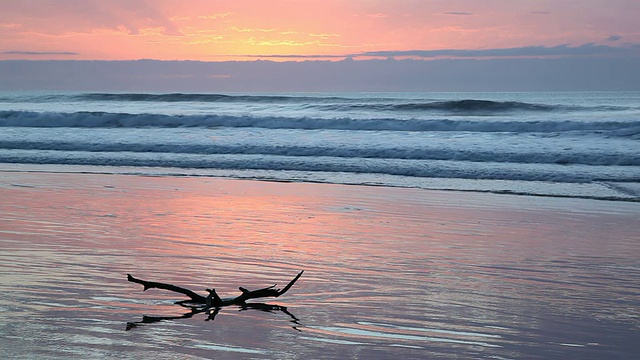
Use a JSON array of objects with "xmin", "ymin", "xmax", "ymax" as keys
[
  {"xmin": 1, "ymin": 140, "xmax": 638, "ymax": 166},
  {"xmin": 1, "ymin": 110, "xmax": 638, "ymax": 136},
  {"xmin": 1, "ymin": 150, "xmax": 638, "ymax": 184}
]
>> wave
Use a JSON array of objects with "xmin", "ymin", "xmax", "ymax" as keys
[
  {"xmin": 0, "ymin": 92, "xmax": 334, "ymax": 105},
  {"xmin": 1, "ymin": 110, "xmax": 639, "ymax": 136},
  {"xmin": 73, "ymin": 92, "xmax": 311, "ymax": 103},
  {"xmin": 78, "ymin": 94, "xmax": 637, "ymax": 113},
  {"xmin": 322, "ymin": 100, "xmax": 568, "ymax": 112},
  {"xmin": 5, "ymin": 92, "xmax": 630, "ymax": 114},
  {"xmin": 78, "ymin": 93, "xmax": 563, "ymax": 112},
  {"xmin": 73, "ymin": 93, "xmax": 631, "ymax": 113},
  {"xmin": 2, "ymin": 140, "xmax": 638, "ymax": 166},
  {"xmin": 1, "ymin": 150, "xmax": 638, "ymax": 184}
]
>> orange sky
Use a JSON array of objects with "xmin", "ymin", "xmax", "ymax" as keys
[{"xmin": 1, "ymin": 0, "xmax": 639, "ymax": 61}]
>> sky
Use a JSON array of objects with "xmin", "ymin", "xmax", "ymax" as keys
[{"xmin": 1, "ymin": 0, "xmax": 639, "ymax": 91}]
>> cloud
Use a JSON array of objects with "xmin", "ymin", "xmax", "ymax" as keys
[
  {"xmin": 441, "ymin": 12, "xmax": 474, "ymax": 16},
  {"xmin": 198, "ymin": 13, "xmax": 231, "ymax": 20},
  {"xmin": 358, "ymin": 43, "xmax": 640, "ymax": 59},
  {"xmin": 246, "ymin": 39, "xmax": 320, "ymax": 47},
  {"xmin": 241, "ymin": 54, "xmax": 346, "ymax": 59},
  {"xmin": 3, "ymin": 56, "xmax": 640, "ymax": 92},
  {"xmin": 233, "ymin": 43, "xmax": 640, "ymax": 61},
  {"xmin": 227, "ymin": 27, "xmax": 275, "ymax": 33},
  {"xmin": 309, "ymin": 33, "xmax": 341, "ymax": 39},
  {"xmin": 3, "ymin": 51, "xmax": 78, "ymax": 56},
  {"xmin": 0, "ymin": 0, "xmax": 183, "ymax": 36},
  {"xmin": 607, "ymin": 35, "xmax": 622, "ymax": 42},
  {"xmin": 366, "ymin": 13, "xmax": 388, "ymax": 18}
]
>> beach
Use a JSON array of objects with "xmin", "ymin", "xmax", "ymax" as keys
[
  {"xmin": 3, "ymin": 1, "xmax": 640, "ymax": 358},
  {"xmin": 0, "ymin": 169, "xmax": 638, "ymax": 359}
]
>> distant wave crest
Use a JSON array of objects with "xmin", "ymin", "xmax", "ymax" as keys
[
  {"xmin": 76, "ymin": 93, "xmax": 586, "ymax": 113},
  {"xmin": 5, "ymin": 93, "xmax": 631, "ymax": 115},
  {"xmin": 74, "ymin": 92, "xmax": 300, "ymax": 103},
  {"xmin": 327, "ymin": 99, "xmax": 564, "ymax": 112}
]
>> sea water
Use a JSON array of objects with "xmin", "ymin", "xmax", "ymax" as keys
[{"xmin": 1, "ymin": 91, "xmax": 639, "ymax": 201}]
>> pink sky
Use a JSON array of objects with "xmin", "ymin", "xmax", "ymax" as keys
[{"xmin": 1, "ymin": 0, "xmax": 639, "ymax": 61}]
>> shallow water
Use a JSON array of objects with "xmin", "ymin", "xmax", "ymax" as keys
[{"xmin": 0, "ymin": 172, "xmax": 639, "ymax": 359}]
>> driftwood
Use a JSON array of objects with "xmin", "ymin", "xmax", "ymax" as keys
[
  {"xmin": 127, "ymin": 270, "xmax": 303, "ymax": 307},
  {"xmin": 126, "ymin": 271, "xmax": 304, "ymax": 330}
]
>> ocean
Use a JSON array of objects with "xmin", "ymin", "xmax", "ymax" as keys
[
  {"xmin": 1, "ymin": 91, "xmax": 639, "ymax": 359},
  {"xmin": 1, "ymin": 91, "xmax": 639, "ymax": 201}
]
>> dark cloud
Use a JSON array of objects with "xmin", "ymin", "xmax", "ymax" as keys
[
  {"xmin": 358, "ymin": 43, "xmax": 640, "ymax": 59},
  {"xmin": 2, "ymin": 56, "xmax": 639, "ymax": 92},
  {"xmin": 235, "ymin": 43, "xmax": 640, "ymax": 62},
  {"xmin": 607, "ymin": 35, "xmax": 622, "ymax": 42}
]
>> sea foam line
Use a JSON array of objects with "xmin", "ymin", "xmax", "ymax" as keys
[
  {"xmin": 1, "ymin": 150, "xmax": 638, "ymax": 183},
  {"xmin": 1, "ymin": 140, "xmax": 638, "ymax": 166}
]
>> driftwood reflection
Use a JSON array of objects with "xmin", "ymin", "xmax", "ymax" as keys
[{"xmin": 126, "ymin": 303, "xmax": 300, "ymax": 331}]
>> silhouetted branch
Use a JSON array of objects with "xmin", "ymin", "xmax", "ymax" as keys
[
  {"xmin": 127, "ymin": 270, "xmax": 304, "ymax": 306},
  {"xmin": 127, "ymin": 274, "xmax": 206, "ymax": 303},
  {"xmin": 125, "ymin": 271, "xmax": 304, "ymax": 330}
]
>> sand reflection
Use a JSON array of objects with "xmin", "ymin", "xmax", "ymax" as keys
[{"xmin": 1, "ymin": 172, "xmax": 639, "ymax": 359}]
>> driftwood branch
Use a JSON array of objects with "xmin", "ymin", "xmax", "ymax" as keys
[
  {"xmin": 127, "ymin": 274, "xmax": 207, "ymax": 303},
  {"xmin": 127, "ymin": 270, "xmax": 304, "ymax": 307}
]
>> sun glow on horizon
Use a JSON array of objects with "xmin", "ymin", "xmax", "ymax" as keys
[{"xmin": 1, "ymin": 0, "xmax": 639, "ymax": 61}]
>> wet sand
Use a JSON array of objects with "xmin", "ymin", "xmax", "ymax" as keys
[{"xmin": 0, "ymin": 170, "xmax": 639, "ymax": 359}]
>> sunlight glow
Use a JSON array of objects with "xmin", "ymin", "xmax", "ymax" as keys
[{"xmin": 1, "ymin": 0, "xmax": 638, "ymax": 61}]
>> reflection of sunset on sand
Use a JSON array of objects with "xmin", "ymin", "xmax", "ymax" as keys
[{"xmin": 1, "ymin": 171, "xmax": 638, "ymax": 358}]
